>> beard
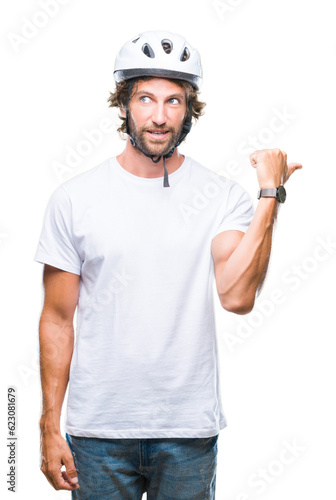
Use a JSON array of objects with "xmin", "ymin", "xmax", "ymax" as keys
[{"xmin": 128, "ymin": 114, "xmax": 184, "ymax": 158}]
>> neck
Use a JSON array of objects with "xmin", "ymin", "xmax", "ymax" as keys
[{"xmin": 116, "ymin": 138, "xmax": 185, "ymax": 178}]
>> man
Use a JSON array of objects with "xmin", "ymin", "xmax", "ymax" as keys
[{"xmin": 35, "ymin": 31, "xmax": 302, "ymax": 498}]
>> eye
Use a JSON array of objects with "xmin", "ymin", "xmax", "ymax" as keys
[
  {"xmin": 168, "ymin": 98, "xmax": 179, "ymax": 104},
  {"xmin": 140, "ymin": 96, "xmax": 151, "ymax": 103}
]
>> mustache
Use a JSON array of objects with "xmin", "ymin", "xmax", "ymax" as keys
[{"xmin": 144, "ymin": 125, "xmax": 173, "ymax": 131}]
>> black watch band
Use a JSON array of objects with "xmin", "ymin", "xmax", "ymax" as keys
[{"xmin": 257, "ymin": 185, "xmax": 286, "ymax": 203}]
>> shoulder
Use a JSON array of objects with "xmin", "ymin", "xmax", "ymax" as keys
[
  {"xmin": 186, "ymin": 156, "xmax": 246, "ymax": 196},
  {"xmin": 56, "ymin": 156, "xmax": 112, "ymax": 198}
]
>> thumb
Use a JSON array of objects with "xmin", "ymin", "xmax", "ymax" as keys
[
  {"xmin": 62, "ymin": 454, "xmax": 79, "ymax": 485},
  {"xmin": 287, "ymin": 162, "xmax": 303, "ymax": 177}
]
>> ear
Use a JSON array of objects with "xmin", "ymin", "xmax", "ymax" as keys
[{"xmin": 120, "ymin": 108, "xmax": 126, "ymax": 118}]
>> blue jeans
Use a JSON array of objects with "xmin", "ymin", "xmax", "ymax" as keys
[{"xmin": 66, "ymin": 433, "xmax": 218, "ymax": 499}]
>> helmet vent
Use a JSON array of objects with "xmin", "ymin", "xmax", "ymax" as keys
[
  {"xmin": 132, "ymin": 37, "xmax": 140, "ymax": 43},
  {"xmin": 142, "ymin": 43, "xmax": 155, "ymax": 58},
  {"xmin": 161, "ymin": 39, "xmax": 173, "ymax": 54},
  {"xmin": 180, "ymin": 46, "xmax": 190, "ymax": 62}
]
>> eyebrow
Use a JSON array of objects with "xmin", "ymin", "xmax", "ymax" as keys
[{"xmin": 135, "ymin": 90, "xmax": 185, "ymax": 100}]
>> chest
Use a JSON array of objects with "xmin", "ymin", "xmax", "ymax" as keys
[{"xmin": 72, "ymin": 185, "xmax": 219, "ymax": 273}]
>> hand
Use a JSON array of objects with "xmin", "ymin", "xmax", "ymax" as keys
[
  {"xmin": 249, "ymin": 148, "xmax": 302, "ymax": 188},
  {"xmin": 40, "ymin": 431, "xmax": 80, "ymax": 491}
]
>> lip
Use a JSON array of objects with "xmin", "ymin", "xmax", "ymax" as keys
[{"xmin": 147, "ymin": 130, "xmax": 170, "ymax": 140}]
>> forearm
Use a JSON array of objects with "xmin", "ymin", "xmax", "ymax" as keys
[
  {"xmin": 219, "ymin": 197, "xmax": 279, "ymax": 314},
  {"xmin": 39, "ymin": 314, "xmax": 74, "ymax": 434}
]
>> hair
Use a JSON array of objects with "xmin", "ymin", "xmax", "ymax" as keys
[{"xmin": 107, "ymin": 76, "xmax": 206, "ymax": 136}]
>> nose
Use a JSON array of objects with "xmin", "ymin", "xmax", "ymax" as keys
[{"xmin": 151, "ymin": 102, "xmax": 167, "ymax": 126}]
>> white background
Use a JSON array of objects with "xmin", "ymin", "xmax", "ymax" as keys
[{"xmin": 1, "ymin": 0, "xmax": 335, "ymax": 498}]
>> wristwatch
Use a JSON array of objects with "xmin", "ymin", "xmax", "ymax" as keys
[{"xmin": 257, "ymin": 185, "xmax": 286, "ymax": 203}]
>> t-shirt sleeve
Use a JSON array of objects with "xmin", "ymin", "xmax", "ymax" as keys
[
  {"xmin": 34, "ymin": 186, "xmax": 82, "ymax": 275},
  {"xmin": 212, "ymin": 181, "xmax": 255, "ymax": 239}
]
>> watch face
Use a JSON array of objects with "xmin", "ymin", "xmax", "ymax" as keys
[{"xmin": 277, "ymin": 185, "xmax": 286, "ymax": 203}]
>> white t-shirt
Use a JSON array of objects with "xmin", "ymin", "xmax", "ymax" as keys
[{"xmin": 34, "ymin": 155, "xmax": 254, "ymax": 439}]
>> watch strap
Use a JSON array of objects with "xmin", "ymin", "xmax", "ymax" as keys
[{"xmin": 257, "ymin": 188, "xmax": 278, "ymax": 199}]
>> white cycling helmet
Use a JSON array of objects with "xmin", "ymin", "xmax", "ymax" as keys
[{"xmin": 114, "ymin": 31, "xmax": 202, "ymax": 90}]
